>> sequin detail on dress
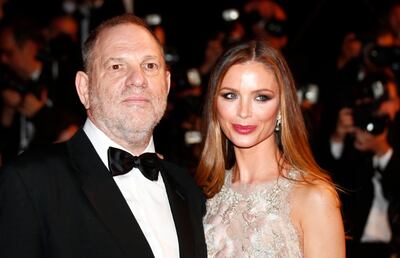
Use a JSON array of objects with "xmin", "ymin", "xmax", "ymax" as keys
[{"xmin": 204, "ymin": 170, "xmax": 303, "ymax": 258}]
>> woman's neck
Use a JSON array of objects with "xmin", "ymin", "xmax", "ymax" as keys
[{"xmin": 232, "ymin": 144, "xmax": 282, "ymax": 185}]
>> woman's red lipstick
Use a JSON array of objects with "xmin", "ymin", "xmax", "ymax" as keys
[{"xmin": 232, "ymin": 124, "xmax": 257, "ymax": 134}]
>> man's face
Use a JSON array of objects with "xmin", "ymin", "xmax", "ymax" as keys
[
  {"xmin": 0, "ymin": 27, "xmax": 33, "ymax": 79},
  {"xmin": 354, "ymin": 127, "xmax": 386, "ymax": 152},
  {"xmin": 378, "ymin": 82, "xmax": 400, "ymax": 121},
  {"xmin": 353, "ymin": 82, "xmax": 399, "ymax": 153},
  {"xmin": 77, "ymin": 23, "xmax": 170, "ymax": 149}
]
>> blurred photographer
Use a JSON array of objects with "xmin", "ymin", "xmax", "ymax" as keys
[
  {"xmin": 326, "ymin": 74, "xmax": 400, "ymax": 258},
  {"xmin": 0, "ymin": 17, "xmax": 81, "ymax": 166},
  {"xmin": 198, "ymin": 0, "xmax": 288, "ymax": 89},
  {"xmin": 241, "ymin": 0, "xmax": 288, "ymax": 52},
  {"xmin": 334, "ymin": 10, "xmax": 400, "ymax": 94},
  {"xmin": 320, "ymin": 25, "xmax": 400, "ymax": 151},
  {"xmin": 143, "ymin": 13, "xmax": 204, "ymax": 172},
  {"xmin": 297, "ymin": 82, "xmax": 323, "ymax": 150}
]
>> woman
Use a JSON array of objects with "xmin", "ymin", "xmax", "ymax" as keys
[{"xmin": 196, "ymin": 40, "xmax": 345, "ymax": 257}]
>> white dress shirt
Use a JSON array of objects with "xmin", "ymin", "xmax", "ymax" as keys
[
  {"xmin": 361, "ymin": 148, "xmax": 393, "ymax": 243},
  {"xmin": 330, "ymin": 140, "xmax": 344, "ymax": 160},
  {"xmin": 83, "ymin": 119, "xmax": 179, "ymax": 258}
]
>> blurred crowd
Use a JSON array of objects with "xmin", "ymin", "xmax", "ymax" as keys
[{"xmin": 0, "ymin": 0, "xmax": 400, "ymax": 257}]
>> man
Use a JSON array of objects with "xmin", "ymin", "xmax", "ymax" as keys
[
  {"xmin": 0, "ymin": 17, "xmax": 83, "ymax": 165},
  {"xmin": 319, "ymin": 75, "xmax": 400, "ymax": 258},
  {"xmin": 0, "ymin": 14, "xmax": 207, "ymax": 258}
]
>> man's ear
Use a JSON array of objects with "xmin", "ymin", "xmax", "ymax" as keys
[{"xmin": 75, "ymin": 71, "xmax": 90, "ymax": 109}]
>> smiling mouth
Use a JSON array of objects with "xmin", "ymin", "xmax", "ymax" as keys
[{"xmin": 232, "ymin": 124, "xmax": 257, "ymax": 134}]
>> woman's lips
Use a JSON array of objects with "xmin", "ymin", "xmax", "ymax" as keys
[{"xmin": 232, "ymin": 124, "xmax": 257, "ymax": 134}]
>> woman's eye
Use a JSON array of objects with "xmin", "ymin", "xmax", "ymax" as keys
[
  {"xmin": 256, "ymin": 95, "xmax": 271, "ymax": 101},
  {"xmin": 221, "ymin": 92, "xmax": 237, "ymax": 99}
]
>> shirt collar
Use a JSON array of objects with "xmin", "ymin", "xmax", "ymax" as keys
[
  {"xmin": 83, "ymin": 118, "xmax": 155, "ymax": 171},
  {"xmin": 373, "ymin": 148, "xmax": 393, "ymax": 171},
  {"xmin": 30, "ymin": 68, "xmax": 41, "ymax": 81}
]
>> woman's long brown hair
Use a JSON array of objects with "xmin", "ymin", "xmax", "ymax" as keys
[{"xmin": 196, "ymin": 40, "xmax": 337, "ymax": 199}]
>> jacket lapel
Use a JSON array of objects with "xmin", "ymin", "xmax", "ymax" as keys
[
  {"xmin": 160, "ymin": 164, "xmax": 195, "ymax": 258},
  {"xmin": 67, "ymin": 129, "xmax": 154, "ymax": 258}
]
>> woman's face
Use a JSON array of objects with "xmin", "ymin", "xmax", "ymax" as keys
[{"xmin": 216, "ymin": 61, "xmax": 280, "ymax": 149}]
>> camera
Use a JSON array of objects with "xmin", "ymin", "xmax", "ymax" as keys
[
  {"xmin": 222, "ymin": 9, "xmax": 240, "ymax": 22},
  {"xmin": 352, "ymin": 103, "xmax": 389, "ymax": 135},
  {"xmin": 263, "ymin": 18, "xmax": 287, "ymax": 38},
  {"xmin": 297, "ymin": 83, "xmax": 319, "ymax": 105},
  {"xmin": 0, "ymin": 65, "xmax": 42, "ymax": 98},
  {"xmin": 367, "ymin": 45, "xmax": 400, "ymax": 70},
  {"xmin": 350, "ymin": 76, "xmax": 390, "ymax": 135},
  {"xmin": 145, "ymin": 13, "xmax": 162, "ymax": 26},
  {"xmin": 241, "ymin": 11, "xmax": 287, "ymax": 38}
]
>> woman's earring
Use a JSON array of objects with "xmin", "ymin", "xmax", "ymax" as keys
[{"xmin": 275, "ymin": 113, "xmax": 281, "ymax": 132}]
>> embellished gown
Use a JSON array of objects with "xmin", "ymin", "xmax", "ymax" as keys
[{"xmin": 203, "ymin": 170, "xmax": 303, "ymax": 258}]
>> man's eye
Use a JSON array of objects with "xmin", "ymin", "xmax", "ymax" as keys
[
  {"xmin": 143, "ymin": 62, "xmax": 159, "ymax": 71},
  {"xmin": 112, "ymin": 64, "xmax": 120, "ymax": 70}
]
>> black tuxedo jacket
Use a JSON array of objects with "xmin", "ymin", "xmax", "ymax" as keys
[
  {"xmin": 347, "ymin": 150, "xmax": 400, "ymax": 256},
  {"xmin": 0, "ymin": 129, "xmax": 207, "ymax": 258},
  {"xmin": 318, "ymin": 135, "xmax": 400, "ymax": 255},
  {"xmin": 348, "ymin": 150, "xmax": 400, "ymax": 241}
]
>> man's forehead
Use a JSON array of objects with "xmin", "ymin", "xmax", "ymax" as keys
[
  {"xmin": 99, "ymin": 23, "xmax": 155, "ymax": 43},
  {"xmin": 96, "ymin": 25, "xmax": 161, "ymax": 53}
]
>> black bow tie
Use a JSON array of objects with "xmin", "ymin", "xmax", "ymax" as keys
[{"xmin": 107, "ymin": 147, "xmax": 161, "ymax": 181}]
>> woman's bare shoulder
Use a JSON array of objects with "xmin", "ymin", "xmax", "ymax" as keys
[
  {"xmin": 290, "ymin": 177, "xmax": 345, "ymax": 257},
  {"xmin": 291, "ymin": 178, "xmax": 340, "ymax": 216}
]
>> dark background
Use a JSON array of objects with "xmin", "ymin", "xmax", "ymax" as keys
[
  {"xmin": 134, "ymin": 0, "xmax": 396, "ymax": 71},
  {"xmin": 6, "ymin": 0, "xmax": 397, "ymax": 72}
]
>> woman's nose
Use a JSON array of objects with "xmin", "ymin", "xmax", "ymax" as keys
[{"xmin": 238, "ymin": 98, "xmax": 251, "ymax": 118}]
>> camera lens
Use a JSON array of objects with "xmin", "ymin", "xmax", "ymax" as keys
[{"xmin": 353, "ymin": 106, "xmax": 388, "ymax": 135}]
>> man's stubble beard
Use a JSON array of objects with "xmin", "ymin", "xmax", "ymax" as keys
[{"xmin": 89, "ymin": 92, "xmax": 167, "ymax": 146}]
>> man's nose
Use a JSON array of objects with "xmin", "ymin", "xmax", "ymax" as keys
[{"xmin": 127, "ymin": 66, "xmax": 146, "ymax": 87}]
